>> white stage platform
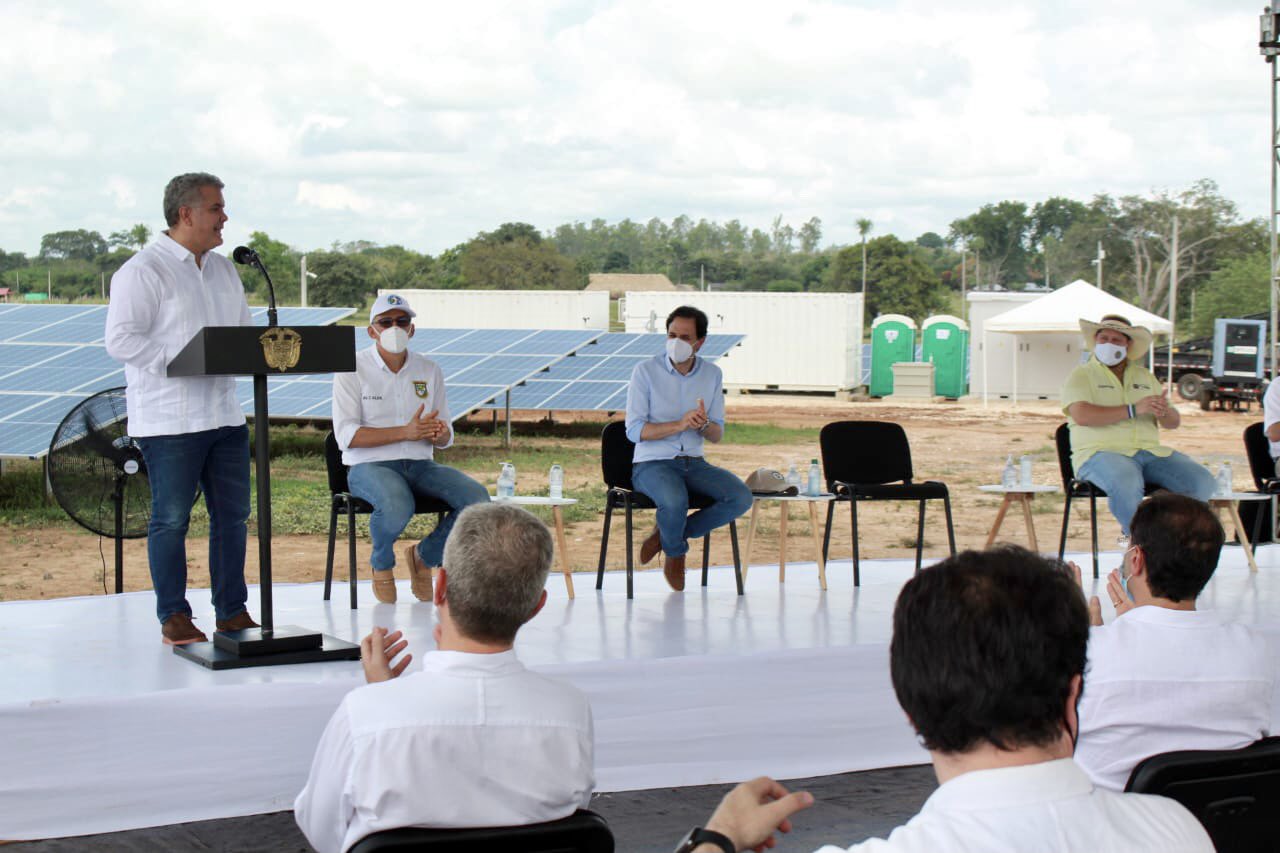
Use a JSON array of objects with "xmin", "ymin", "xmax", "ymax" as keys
[{"xmin": 4, "ymin": 547, "xmax": 1280, "ymax": 840}]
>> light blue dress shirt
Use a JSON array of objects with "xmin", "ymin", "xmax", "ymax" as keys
[{"xmin": 625, "ymin": 354, "xmax": 726, "ymax": 463}]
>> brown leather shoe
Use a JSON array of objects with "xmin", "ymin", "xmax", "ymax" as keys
[
  {"xmin": 663, "ymin": 554, "xmax": 686, "ymax": 592},
  {"xmin": 372, "ymin": 568, "xmax": 398, "ymax": 604},
  {"xmin": 639, "ymin": 527, "xmax": 662, "ymax": 565},
  {"xmin": 216, "ymin": 611, "xmax": 259, "ymax": 632},
  {"xmin": 161, "ymin": 613, "xmax": 208, "ymax": 646},
  {"xmin": 404, "ymin": 544, "xmax": 434, "ymax": 603}
]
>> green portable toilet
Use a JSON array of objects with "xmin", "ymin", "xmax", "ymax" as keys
[
  {"xmin": 921, "ymin": 314, "xmax": 969, "ymax": 399},
  {"xmin": 869, "ymin": 314, "xmax": 917, "ymax": 397}
]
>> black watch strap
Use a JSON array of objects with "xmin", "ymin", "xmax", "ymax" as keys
[{"xmin": 675, "ymin": 826, "xmax": 735, "ymax": 853}]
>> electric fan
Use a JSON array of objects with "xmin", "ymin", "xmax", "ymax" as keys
[{"xmin": 48, "ymin": 387, "xmax": 150, "ymax": 593}]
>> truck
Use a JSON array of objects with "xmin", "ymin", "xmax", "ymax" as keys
[{"xmin": 1150, "ymin": 317, "xmax": 1269, "ymax": 411}]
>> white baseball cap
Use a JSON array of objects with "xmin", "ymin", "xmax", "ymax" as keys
[{"xmin": 369, "ymin": 292, "xmax": 417, "ymax": 323}]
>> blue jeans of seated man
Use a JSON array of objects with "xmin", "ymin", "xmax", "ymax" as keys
[
  {"xmin": 136, "ymin": 424, "xmax": 251, "ymax": 625},
  {"xmin": 347, "ymin": 459, "xmax": 491, "ymax": 570},
  {"xmin": 631, "ymin": 457, "xmax": 753, "ymax": 558},
  {"xmin": 1077, "ymin": 449, "xmax": 1216, "ymax": 536}
]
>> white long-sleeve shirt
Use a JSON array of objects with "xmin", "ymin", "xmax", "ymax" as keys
[
  {"xmin": 332, "ymin": 346, "xmax": 451, "ymax": 466},
  {"xmin": 294, "ymin": 650, "xmax": 594, "ymax": 853},
  {"xmin": 815, "ymin": 759, "xmax": 1212, "ymax": 852},
  {"xmin": 103, "ymin": 233, "xmax": 252, "ymax": 436},
  {"xmin": 1076, "ymin": 605, "xmax": 1274, "ymax": 790}
]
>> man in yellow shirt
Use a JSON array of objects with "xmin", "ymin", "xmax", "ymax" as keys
[{"xmin": 1061, "ymin": 315, "xmax": 1214, "ymax": 538}]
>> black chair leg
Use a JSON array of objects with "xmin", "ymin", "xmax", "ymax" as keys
[
  {"xmin": 822, "ymin": 499, "xmax": 835, "ymax": 563},
  {"xmin": 729, "ymin": 520, "xmax": 743, "ymax": 595},
  {"xmin": 1058, "ymin": 495, "xmax": 1072, "ymax": 561},
  {"xmin": 1089, "ymin": 493, "xmax": 1100, "ymax": 579},
  {"xmin": 324, "ymin": 501, "xmax": 338, "ymax": 602},
  {"xmin": 624, "ymin": 499, "xmax": 635, "ymax": 600},
  {"xmin": 942, "ymin": 494, "xmax": 956, "ymax": 555},
  {"xmin": 914, "ymin": 499, "xmax": 926, "ymax": 574},
  {"xmin": 851, "ymin": 499, "xmax": 861, "ymax": 587},
  {"xmin": 597, "ymin": 503, "xmax": 613, "ymax": 590},
  {"xmin": 347, "ymin": 502, "xmax": 359, "ymax": 610},
  {"xmin": 701, "ymin": 533, "xmax": 711, "ymax": 587}
]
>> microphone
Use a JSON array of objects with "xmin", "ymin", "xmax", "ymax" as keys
[{"xmin": 232, "ymin": 246, "xmax": 278, "ymax": 327}]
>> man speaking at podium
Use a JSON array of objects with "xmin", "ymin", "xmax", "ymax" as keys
[{"xmin": 105, "ymin": 172, "xmax": 258, "ymax": 646}]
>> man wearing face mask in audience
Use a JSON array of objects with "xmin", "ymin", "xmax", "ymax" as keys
[
  {"xmin": 1062, "ymin": 315, "xmax": 1215, "ymax": 541},
  {"xmin": 625, "ymin": 305, "xmax": 752, "ymax": 591},
  {"xmin": 331, "ymin": 293, "xmax": 490, "ymax": 605}
]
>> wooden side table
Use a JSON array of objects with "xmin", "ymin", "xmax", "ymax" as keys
[
  {"xmin": 1208, "ymin": 492, "xmax": 1271, "ymax": 573},
  {"xmin": 977, "ymin": 484, "xmax": 1060, "ymax": 551},
  {"xmin": 742, "ymin": 493, "xmax": 836, "ymax": 590},
  {"xmin": 491, "ymin": 495, "xmax": 579, "ymax": 597}
]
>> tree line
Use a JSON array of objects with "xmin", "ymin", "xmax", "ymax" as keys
[{"xmin": 0, "ymin": 179, "xmax": 1264, "ymax": 339}]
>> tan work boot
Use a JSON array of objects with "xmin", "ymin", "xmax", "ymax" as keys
[
  {"xmin": 161, "ymin": 613, "xmax": 208, "ymax": 646},
  {"xmin": 215, "ymin": 611, "xmax": 259, "ymax": 632},
  {"xmin": 663, "ymin": 554, "xmax": 687, "ymax": 592},
  {"xmin": 639, "ymin": 527, "xmax": 662, "ymax": 565},
  {"xmin": 404, "ymin": 544, "xmax": 434, "ymax": 602},
  {"xmin": 372, "ymin": 568, "xmax": 398, "ymax": 604}
]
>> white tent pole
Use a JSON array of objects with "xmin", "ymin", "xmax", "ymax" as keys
[
  {"xmin": 1012, "ymin": 334, "xmax": 1019, "ymax": 409},
  {"xmin": 982, "ymin": 329, "xmax": 989, "ymax": 407}
]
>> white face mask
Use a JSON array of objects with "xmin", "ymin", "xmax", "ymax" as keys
[
  {"xmin": 1094, "ymin": 341, "xmax": 1128, "ymax": 366},
  {"xmin": 379, "ymin": 326, "xmax": 409, "ymax": 354},
  {"xmin": 666, "ymin": 336, "xmax": 694, "ymax": 364}
]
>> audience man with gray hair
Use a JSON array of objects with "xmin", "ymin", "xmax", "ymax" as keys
[{"xmin": 294, "ymin": 502, "xmax": 594, "ymax": 853}]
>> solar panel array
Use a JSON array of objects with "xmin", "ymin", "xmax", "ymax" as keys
[
  {"xmin": 0, "ymin": 305, "xmax": 354, "ymax": 459},
  {"xmin": 0, "ymin": 305, "xmax": 603, "ymax": 459},
  {"xmin": 485, "ymin": 332, "xmax": 745, "ymax": 412}
]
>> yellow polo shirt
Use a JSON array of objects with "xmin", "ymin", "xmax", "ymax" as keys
[{"xmin": 1061, "ymin": 357, "xmax": 1172, "ymax": 469}]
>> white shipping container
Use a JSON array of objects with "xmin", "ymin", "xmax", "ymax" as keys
[
  {"xmin": 966, "ymin": 292, "xmax": 1065, "ymax": 399},
  {"xmin": 390, "ymin": 289, "xmax": 610, "ymax": 329},
  {"xmin": 621, "ymin": 291, "xmax": 863, "ymax": 391}
]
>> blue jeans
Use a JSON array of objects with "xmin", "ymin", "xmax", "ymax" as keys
[
  {"xmin": 347, "ymin": 459, "xmax": 491, "ymax": 569},
  {"xmin": 136, "ymin": 425, "xmax": 251, "ymax": 624},
  {"xmin": 1077, "ymin": 449, "xmax": 1216, "ymax": 535},
  {"xmin": 631, "ymin": 457, "xmax": 752, "ymax": 557}
]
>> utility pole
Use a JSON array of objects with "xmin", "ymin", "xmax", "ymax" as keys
[
  {"xmin": 1168, "ymin": 215, "xmax": 1179, "ymax": 389},
  {"xmin": 1092, "ymin": 241, "xmax": 1106, "ymax": 290},
  {"xmin": 960, "ymin": 247, "xmax": 967, "ymax": 323}
]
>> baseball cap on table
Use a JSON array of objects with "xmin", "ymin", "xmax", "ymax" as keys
[
  {"xmin": 370, "ymin": 292, "xmax": 417, "ymax": 323},
  {"xmin": 745, "ymin": 468, "xmax": 798, "ymax": 496}
]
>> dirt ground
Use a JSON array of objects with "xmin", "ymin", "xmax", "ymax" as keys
[{"xmin": 0, "ymin": 395, "xmax": 1262, "ymax": 603}]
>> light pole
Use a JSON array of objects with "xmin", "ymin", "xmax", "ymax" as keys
[
  {"xmin": 1091, "ymin": 241, "xmax": 1106, "ymax": 290},
  {"xmin": 300, "ymin": 256, "xmax": 317, "ymax": 307},
  {"xmin": 1261, "ymin": 6, "xmax": 1280, "ymax": 377}
]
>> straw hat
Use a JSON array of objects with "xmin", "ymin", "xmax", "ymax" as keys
[{"xmin": 1079, "ymin": 314, "xmax": 1152, "ymax": 362}]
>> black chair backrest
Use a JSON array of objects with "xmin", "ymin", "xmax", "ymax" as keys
[
  {"xmin": 1125, "ymin": 736, "xmax": 1280, "ymax": 853},
  {"xmin": 1054, "ymin": 423, "xmax": 1076, "ymax": 485},
  {"xmin": 600, "ymin": 421, "xmax": 636, "ymax": 491},
  {"xmin": 818, "ymin": 421, "xmax": 913, "ymax": 488},
  {"xmin": 1243, "ymin": 422, "xmax": 1274, "ymax": 490},
  {"xmin": 325, "ymin": 431, "xmax": 349, "ymax": 495},
  {"xmin": 348, "ymin": 808, "xmax": 614, "ymax": 853}
]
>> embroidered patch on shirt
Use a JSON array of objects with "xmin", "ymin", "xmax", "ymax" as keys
[{"xmin": 413, "ymin": 381, "xmax": 429, "ymax": 399}]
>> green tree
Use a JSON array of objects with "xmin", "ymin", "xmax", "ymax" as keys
[
  {"xmin": 949, "ymin": 202, "xmax": 1030, "ymax": 286},
  {"xmin": 856, "ymin": 217, "xmax": 873, "ymax": 296},
  {"xmin": 915, "ymin": 231, "xmax": 946, "ymax": 250},
  {"xmin": 306, "ymin": 251, "xmax": 374, "ymax": 307},
  {"xmin": 459, "ymin": 238, "xmax": 578, "ymax": 289},
  {"xmin": 108, "ymin": 224, "xmax": 152, "ymax": 251},
  {"xmin": 824, "ymin": 235, "xmax": 946, "ymax": 319},
  {"xmin": 1187, "ymin": 252, "xmax": 1268, "ymax": 338},
  {"xmin": 39, "ymin": 229, "xmax": 108, "ymax": 261},
  {"xmin": 799, "ymin": 217, "xmax": 823, "ymax": 254},
  {"xmin": 479, "ymin": 222, "xmax": 543, "ymax": 245},
  {"xmin": 246, "ymin": 231, "xmax": 299, "ymax": 304}
]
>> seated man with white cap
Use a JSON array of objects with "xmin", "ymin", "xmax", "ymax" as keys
[
  {"xmin": 1062, "ymin": 314, "xmax": 1215, "ymax": 540},
  {"xmin": 331, "ymin": 293, "xmax": 490, "ymax": 604}
]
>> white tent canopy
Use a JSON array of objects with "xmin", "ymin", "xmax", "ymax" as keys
[
  {"xmin": 981, "ymin": 280, "xmax": 1171, "ymax": 404},
  {"xmin": 984, "ymin": 279, "xmax": 1172, "ymax": 335}
]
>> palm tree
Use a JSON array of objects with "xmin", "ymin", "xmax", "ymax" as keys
[{"xmin": 857, "ymin": 218, "xmax": 873, "ymax": 296}]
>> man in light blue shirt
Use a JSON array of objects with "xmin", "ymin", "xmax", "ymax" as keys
[{"xmin": 625, "ymin": 306, "xmax": 752, "ymax": 591}]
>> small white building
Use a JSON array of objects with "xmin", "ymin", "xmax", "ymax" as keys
[{"xmin": 389, "ymin": 289, "xmax": 609, "ymax": 330}]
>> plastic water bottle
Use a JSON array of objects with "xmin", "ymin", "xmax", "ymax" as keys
[
  {"xmin": 807, "ymin": 459, "xmax": 822, "ymax": 497},
  {"xmin": 497, "ymin": 463, "xmax": 515, "ymax": 498},
  {"xmin": 1217, "ymin": 462, "xmax": 1233, "ymax": 497},
  {"xmin": 1001, "ymin": 455, "xmax": 1018, "ymax": 489},
  {"xmin": 786, "ymin": 463, "xmax": 801, "ymax": 490},
  {"xmin": 1019, "ymin": 455, "xmax": 1032, "ymax": 487},
  {"xmin": 548, "ymin": 464, "xmax": 564, "ymax": 499}
]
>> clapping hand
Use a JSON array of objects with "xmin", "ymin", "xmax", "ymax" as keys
[
  {"xmin": 361, "ymin": 626, "xmax": 412, "ymax": 683},
  {"xmin": 1136, "ymin": 392, "xmax": 1170, "ymax": 419},
  {"xmin": 683, "ymin": 398, "xmax": 709, "ymax": 432},
  {"xmin": 404, "ymin": 405, "xmax": 444, "ymax": 442}
]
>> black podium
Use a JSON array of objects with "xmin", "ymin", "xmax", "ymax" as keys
[{"xmin": 166, "ymin": 324, "xmax": 360, "ymax": 669}]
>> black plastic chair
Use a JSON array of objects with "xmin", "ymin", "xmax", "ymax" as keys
[
  {"xmin": 1125, "ymin": 736, "xmax": 1280, "ymax": 853},
  {"xmin": 818, "ymin": 421, "xmax": 955, "ymax": 585},
  {"xmin": 1240, "ymin": 422, "xmax": 1278, "ymax": 543},
  {"xmin": 1054, "ymin": 423, "xmax": 1157, "ymax": 579},
  {"xmin": 595, "ymin": 421, "xmax": 743, "ymax": 598},
  {"xmin": 324, "ymin": 431, "xmax": 450, "ymax": 609},
  {"xmin": 348, "ymin": 808, "xmax": 614, "ymax": 852}
]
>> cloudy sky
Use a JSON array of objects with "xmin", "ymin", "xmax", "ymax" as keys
[{"xmin": 0, "ymin": 0, "xmax": 1263, "ymax": 257}]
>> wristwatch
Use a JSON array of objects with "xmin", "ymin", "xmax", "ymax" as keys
[{"xmin": 674, "ymin": 826, "xmax": 735, "ymax": 853}]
